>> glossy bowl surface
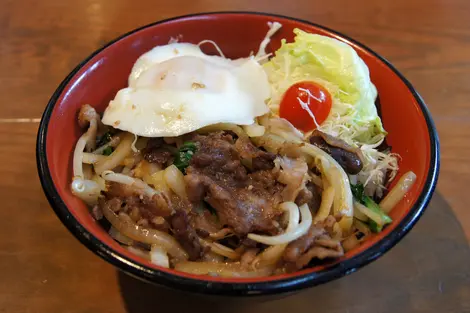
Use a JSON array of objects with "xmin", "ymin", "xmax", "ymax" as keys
[{"xmin": 37, "ymin": 12, "xmax": 439, "ymax": 296}]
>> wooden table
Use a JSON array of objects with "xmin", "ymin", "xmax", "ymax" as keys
[{"xmin": 1, "ymin": 0, "xmax": 469, "ymax": 312}]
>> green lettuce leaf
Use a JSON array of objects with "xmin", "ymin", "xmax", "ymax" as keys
[{"xmin": 263, "ymin": 28, "xmax": 386, "ymax": 145}]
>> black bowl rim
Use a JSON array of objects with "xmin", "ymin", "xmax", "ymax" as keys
[{"xmin": 36, "ymin": 11, "xmax": 440, "ymax": 296}]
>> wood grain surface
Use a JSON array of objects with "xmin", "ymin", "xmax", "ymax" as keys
[{"xmin": 0, "ymin": 0, "xmax": 469, "ymax": 312}]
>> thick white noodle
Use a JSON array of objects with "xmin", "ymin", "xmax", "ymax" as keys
[
  {"xmin": 70, "ymin": 177, "xmax": 101, "ymax": 205},
  {"xmin": 248, "ymin": 203, "xmax": 311, "ymax": 245},
  {"xmin": 94, "ymin": 132, "xmax": 134, "ymax": 174},
  {"xmin": 313, "ymin": 184, "xmax": 335, "ymax": 223},
  {"xmin": 243, "ymin": 123, "xmax": 265, "ymax": 137},
  {"xmin": 71, "ymin": 111, "xmax": 100, "ymax": 203},
  {"xmin": 380, "ymin": 171, "xmax": 417, "ymax": 213},
  {"xmin": 150, "ymin": 245, "xmax": 170, "ymax": 268},
  {"xmin": 251, "ymin": 202, "xmax": 301, "ymax": 267},
  {"xmin": 82, "ymin": 152, "xmax": 107, "ymax": 164},
  {"xmin": 101, "ymin": 171, "xmax": 158, "ymax": 198},
  {"xmin": 301, "ymin": 144, "xmax": 353, "ymax": 231},
  {"xmin": 163, "ymin": 165, "xmax": 187, "ymax": 200},
  {"xmin": 200, "ymin": 240, "xmax": 240, "ymax": 260},
  {"xmin": 73, "ymin": 134, "xmax": 88, "ymax": 179},
  {"xmin": 92, "ymin": 136, "xmax": 121, "ymax": 155}
]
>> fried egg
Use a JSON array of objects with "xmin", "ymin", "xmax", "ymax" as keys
[{"xmin": 102, "ymin": 43, "xmax": 271, "ymax": 137}]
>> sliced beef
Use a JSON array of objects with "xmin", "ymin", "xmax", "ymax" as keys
[
  {"xmin": 184, "ymin": 132, "xmax": 284, "ymax": 235},
  {"xmin": 283, "ymin": 224, "xmax": 344, "ymax": 269},
  {"xmin": 170, "ymin": 210, "xmax": 204, "ymax": 260},
  {"xmin": 103, "ymin": 182, "xmax": 173, "ymax": 219},
  {"xmin": 241, "ymin": 237, "xmax": 258, "ymax": 248},
  {"xmin": 91, "ymin": 204, "xmax": 104, "ymax": 220},
  {"xmin": 295, "ymin": 241, "xmax": 344, "ymax": 269},
  {"xmin": 295, "ymin": 187, "xmax": 312, "ymax": 207},
  {"xmin": 234, "ymin": 137, "xmax": 276, "ymax": 171},
  {"xmin": 99, "ymin": 197, "xmax": 122, "ymax": 214},
  {"xmin": 191, "ymin": 210, "xmax": 221, "ymax": 238},
  {"xmin": 276, "ymin": 156, "xmax": 309, "ymax": 202},
  {"xmin": 240, "ymin": 248, "xmax": 260, "ymax": 268},
  {"xmin": 185, "ymin": 174, "xmax": 209, "ymax": 203},
  {"xmin": 309, "ymin": 130, "xmax": 364, "ymax": 175},
  {"xmin": 143, "ymin": 138, "xmax": 173, "ymax": 166},
  {"xmin": 97, "ymin": 194, "xmax": 171, "ymax": 233},
  {"xmin": 188, "ymin": 172, "xmax": 282, "ymax": 235},
  {"xmin": 284, "ymin": 225, "xmax": 327, "ymax": 262},
  {"xmin": 295, "ymin": 182, "xmax": 322, "ymax": 213}
]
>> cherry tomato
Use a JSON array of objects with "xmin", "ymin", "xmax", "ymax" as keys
[{"xmin": 279, "ymin": 81, "xmax": 332, "ymax": 132}]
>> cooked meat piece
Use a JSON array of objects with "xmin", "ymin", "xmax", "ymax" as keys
[
  {"xmin": 202, "ymin": 175, "xmax": 282, "ymax": 235},
  {"xmin": 309, "ymin": 130, "xmax": 364, "ymax": 175},
  {"xmin": 283, "ymin": 223, "xmax": 344, "ymax": 269},
  {"xmin": 252, "ymin": 153, "xmax": 276, "ymax": 171},
  {"xmin": 167, "ymin": 192, "xmax": 191, "ymax": 215},
  {"xmin": 234, "ymin": 137, "xmax": 276, "ymax": 171},
  {"xmin": 99, "ymin": 197, "xmax": 122, "ymax": 213},
  {"xmin": 185, "ymin": 132, "xmax": 284, "ymax": 235},
  {"xmin": 170, "ymin": 210, "xmax": 204, "ymax": 260},
  {"xmin": 184, "ymin": 174, "xmax": 208, "ymax": 203},
  {"xmin": 295, "ymin": 244, "xmax": 344, "ymax": 269},
  {"xmin": 294, "ymin": 186, "xmax": 312, "ymax": 206},
  {"xmin": 276, "ymin": 156, "xmax": 309, "ymax": 202},
  {"xmin": 189, "ymin": 133, "xmax": 244, "ymax": 178},
  {"xmin": 145, "ymin": 137, "xmax": 164, "ymax": 150},
  {"xmin": 241, "ymin": 237, "xmax": 258, "ymax": 248},
  {"xmin": 295, "ymin": 182, "xmax": 322, "ymax": 212},
  {"xmin": 97, "ymin": 196, "xmax": 169, "ymax": 232},
  {"xmin": 190, "ymin": 210, "xmax": 221, "ymax": 237},
  {"xmin": 144, "ymin": 150, "xmax": 172, "ymax": 165},
  {"xmin": 91, "ymin": 204, "xmax": 103, "ymax": 220},
  {"xmin": 249, "ymin": 170, "xmax": 280, "ymax": 191},
  {"xmin": 240, "ymin": 248, "xmax": 260, "ymax": 268},
  {"xmin": 283, "ymin": 225, "xmax": 327, "ymax": 262},
  {"xmin": 143, "ymin": 138, "xmax": 173, "ymax": 166},
  {"xmin": 149, "ymin": 216, "xmax": 171, "ymax": 233},
  {"xmin": 315, "ymin": 235, "xmax": 343, "ymax": 249},
  {"xmin": 104, "ymin": 182, "xmax": 173, "ymax": 218}
]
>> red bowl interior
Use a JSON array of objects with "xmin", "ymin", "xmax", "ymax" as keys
[{"xmin": 44, "ymin": 13, "xmax": 433, "ymax": 284}]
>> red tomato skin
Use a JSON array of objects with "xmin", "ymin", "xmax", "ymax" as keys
[{"xmin": 279, "ymin": 81, "xmax": 332, "ymax": 132}]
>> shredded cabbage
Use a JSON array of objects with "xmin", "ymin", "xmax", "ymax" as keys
[
  {"xmin": 264, "ymin": 28, "xmax": 386, "ymax": 144},
  {"xmin": 263, "ymin": 28, "xmax": 398, "ymax": 196}
]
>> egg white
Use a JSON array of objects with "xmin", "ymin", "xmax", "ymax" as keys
[{"xmin": 102, "ymin": 43, "xmax": 271, "ymax": 137}]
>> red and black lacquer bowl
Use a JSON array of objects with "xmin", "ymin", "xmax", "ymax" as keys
[{"xmin": 36, "ymin": 12, "xmax": 439, "ymax": 296}]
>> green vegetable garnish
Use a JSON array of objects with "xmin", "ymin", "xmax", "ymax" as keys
[
  {"xmin": 102, "ymin": 146, "xmax": 114, "ymax": 156},
  {"xmin": 263, "ymin": 29, "xmax": 387, "ymax": 145},
  {"xmin": 351, "ymin": 183, "xmax": 392, "ymax": 233},
  {"xmin": 363, "ymin": 196, "xmax": 392, "ymax": 224},
  {"xmin": 173, "ymin": 142, "xmax": 197, "ymax": 173},
  {"xmin": 350, "ymin": 183, "xmax": 366, "ymax": 202},
  {"xmin": 368, "ymin": 220, "xmax": 382, "ymax": 233},
  {"xmin": 96, "ymin": 131, "xmax": 112, "ymax": 147}
]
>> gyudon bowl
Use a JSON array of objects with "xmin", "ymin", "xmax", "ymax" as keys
[{"xmin": 36, "ymin": 12, "xmax": 439, "ymax": 296}]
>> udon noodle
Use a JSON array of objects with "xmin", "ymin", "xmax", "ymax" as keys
[{"xmin": 71, "ymin": 103, "xmax": 416, "ymax": 277}]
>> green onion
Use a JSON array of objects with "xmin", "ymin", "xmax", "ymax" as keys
[
  {"xmin": 102, "ymin": 146, "xmax": 113, "ymax": 156},
  {"xmin": 368, "ymin": 220, "xmax": 382, "ymax": 233},
  {"xmin": 173, "ymin": 142, "xmax": 197, "ymax": 173},
  {"xmin": 96, "ymin": 131, "xmax": 112, "ymax": 147},
  {"xmin": 351, "ymin": 183, "xmax": 392, "ymax": 232}
]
